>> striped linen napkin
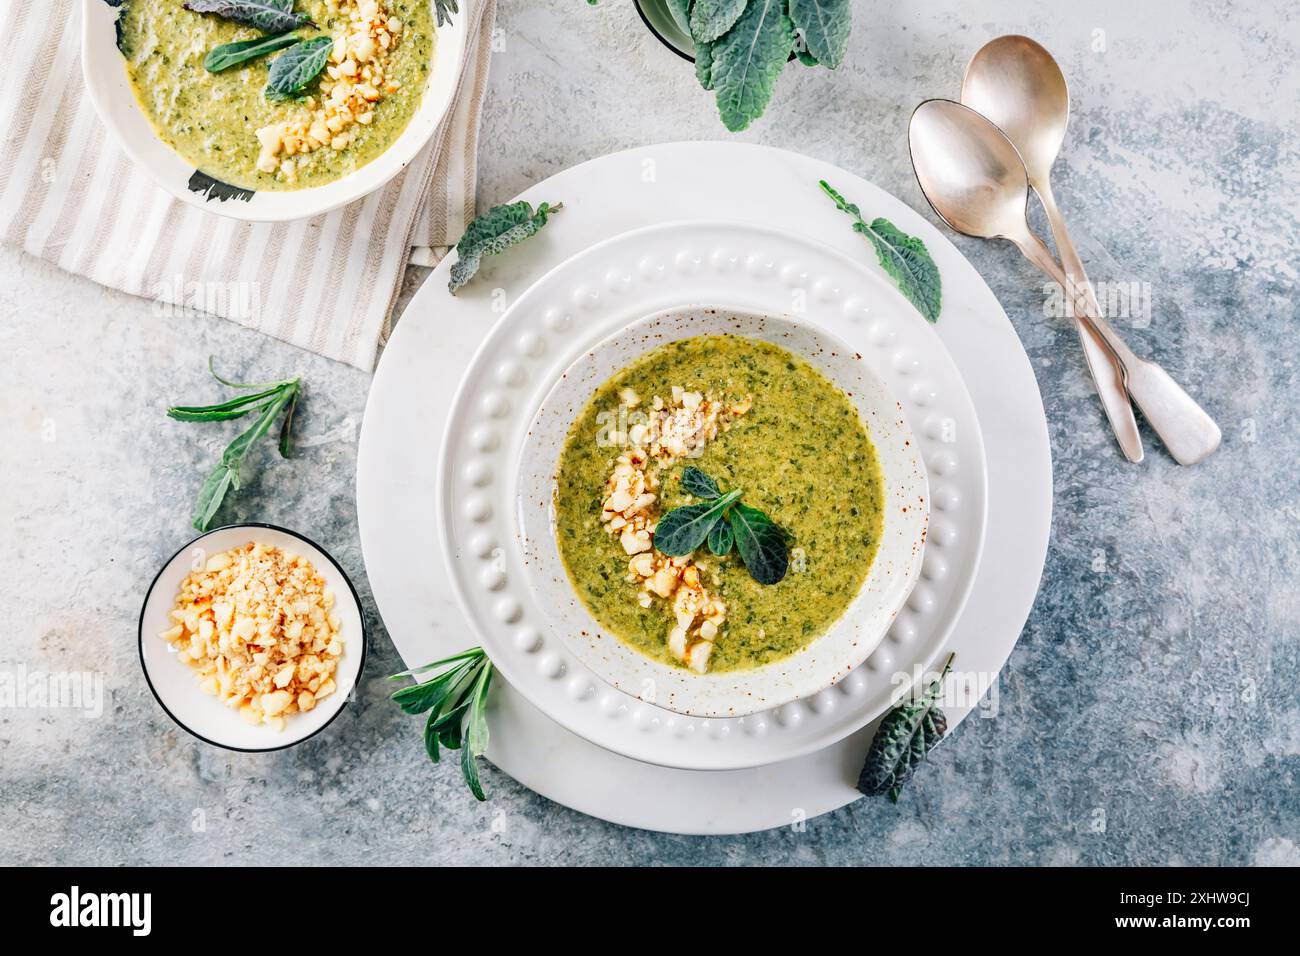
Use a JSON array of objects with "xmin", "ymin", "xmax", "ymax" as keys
[{"xmin": 0, "ymin": 0, "xmax": 496, "ymax": 371}]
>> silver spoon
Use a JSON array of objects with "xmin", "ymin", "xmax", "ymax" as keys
[
  {"xmin": 962, "ymin": 35, "xmax": 1144, "ymax": 464},
  {"xmin": 908, "ymin": 99, "xmax": 1222, "ymax": 466}
]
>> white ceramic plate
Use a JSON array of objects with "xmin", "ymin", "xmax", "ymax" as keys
[
  {"xmin": 138, "ymin": 523, "xmax": 367, "ymax": 751},
  {"xmin": 500, "ymin": 307, "xmax": 928, "ymax": 719},
  {"xmin": 357, "ymin": 142, "xmax": 1051, "ymax": 831},
  {"xmin": 81, "ymin": 0, "xmax": 468, "ymax": 222},
  {"xmin": 434, "ymin": 220, "xmax": 984, "ymax": 770}
]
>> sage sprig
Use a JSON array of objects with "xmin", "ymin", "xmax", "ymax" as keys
[
  {"xmin": 167, "ymin": 359, "xmax": 301, "ymax": 532},
  {"xmin": 820, "ymin": 180, "xmax": 942, "ymax": 323},
  {"xmin": 183, "ymin": 0, "xmax": 312, "ymax": 34},
  {"xmin": 857, "ymin": 652, "xmax": 955, "ymax": 802},
  {"xmin": 265, "ymin": 35, "xmax": 333, "ymax": 100},
  {"xmin": 448, "ymin": 200, "xmax": 562, "ymax": 294},
  {"xmin": 390, "ymin": 647, "xmax": 494, "ymax": 801},
  {"xmin": 656, "ymin": 466, "xmax": 789, "ymax": 585}
]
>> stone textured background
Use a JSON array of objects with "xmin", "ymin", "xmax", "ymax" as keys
[{"xmin": 2, "ymin": 0, "xmax": 1297, "ymax": 865}]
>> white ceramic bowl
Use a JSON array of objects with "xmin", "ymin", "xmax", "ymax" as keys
[
  {"xmin": 81, "ymin": 0, "xmax": 469, "ymax": 222},
  {"xmin": 138, "ymin": 523, "xmax": 366, "ymax": 751},
  {"xmin": 513, "ymin": 307, "xmax": 929, "ymax": 718}
]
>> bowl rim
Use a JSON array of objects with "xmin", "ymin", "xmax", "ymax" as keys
[
  {"xmin": 631, "ymin": 0, "xmax": 696, "ymax": 62},
  {"xmin": 505, "ymin": 306, "xmax": 930, "ymax": 718},
  {"xmin": 137, "ymin": 522, "xmax": 368, "ymax": 753},
  {"xmin": 80, "ymin": 0, "xmax": 469, "ymax": 223}
]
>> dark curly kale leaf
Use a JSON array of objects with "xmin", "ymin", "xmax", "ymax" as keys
[{"xmin": 858, "ymin": 654, "xmax": 954, "ymax": 801}]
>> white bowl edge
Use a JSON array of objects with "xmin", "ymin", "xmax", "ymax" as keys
[
  {"xmin": 81, "ymin": 0, "xmax": 469, "ymax": 222},
  {"xmin": 138, "ymin": 523, "xmax": 367, "ymax": 751},
  {"xmin": 512, "ymin": 307, "xmax": 930, "ymax": 719}
]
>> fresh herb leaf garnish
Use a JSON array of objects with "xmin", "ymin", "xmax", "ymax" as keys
[
  {"xmin": 691, "ymin": 0, "xmax": 748, "ymax": 43},
  {"xmin": 434, "ymin": 0, "xmax": 459, "ymax": 27},
  {"xmin": 726, "ymin": 502, "xmax": 789, "ymax": 584},
  {"xmin": 711, "ymin": 0, "xmax": 796, "ymax": 132},
  {"xmin": 278, "ymin": 385, "xmax": 300, "ymax": 457},
  {"xmin": 654, "ymin": 489, "xmax": 743, "ymax": 556},
  {"xmin": 707, "ymin": 518, "xmax": 735, "ymax": 556},
  {"xmin": 694, "ymin": 38, "xmax": 717, "ymax": 90},
  {"xmin": 265, "ymin": 35, "xmax": 333, "ymax": 100},
  {"xmin": 680, "ymin": 465, "xmax": 721, "ymax": 499},
  {"xmin": 654, "ymin": 469, "xmax": 789, "ymax": 584},
  {"xmin": 788, "ymin": 0, "xmax": 852, "ymax": 69},
  {"xmin": 168, "ymin": 358, "xmax": 301, "ymax": 531},
  {"xmin": 183, "ymin": 0, "xmax": 312, "ymax": 34},
  {"xmin": 449, "ymin": 200, "xmax": 562, "ymax": 294},
  {"xmin": 204, "ymin": 32, "xmax": 300, "ymax": 72},
  {"xmin": 391, "ymin": 647, "xmax": 494, "ymax": 801},
  {"xmin": 820, "ymin": 180, "xmax": 942, "ymax": 323},
  {"xmin": 858, "ymin": 653, "xmax": 954, "ymax": 802}
]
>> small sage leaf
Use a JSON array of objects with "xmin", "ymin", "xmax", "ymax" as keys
[
  {"xmin": 858, "ymin": 654, "xmax": 954, "ymax": 801},
  {"xmin": 391, "ymin": 661, "xmax": 470, "ymax": 715},
  {"xmin": 192, "ymin": 464, "xmax": 236, "ymax": 531},
  {"xmin": 788, "ymin": 0, "xmax": 852, "ymax": 69},
  {"xmin": 205, "ymin": 32, "xmax": 300, "ymax": 72},
  {"xmin": 821, "ymin": 180, "xmax": 942, "ymax": 323},
  {"xmin": 277, "ymin": 386, "xmax": 299, "ymax": 458},
  {"xmin": 265, "ymin": 35, "xmax": 333, "ymax": 100},
  {"xmin": 707, "ymin": 518, "xmax": 734, "ymax": 556},
  {"xmin": 690, "ymin": 0, "xmax": 747, "ymax": 44},
  {"xmin": 654, "ymin": 489, "xmax": 742, "ymax": 557},
  {"xmin": 680, "ymin": 466, "xmax": 721, "ymax": 499},
  {"xmin": 449, "ymin": 200, "xmax": 561, "ymax": 294},
  {"xmin": 727, "ymin": 502, "xmax": 789, "ymax": 584}
]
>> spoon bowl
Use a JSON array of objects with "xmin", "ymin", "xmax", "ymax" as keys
[
  {"xmin": 907, "ymin": 99, "xmax": 1034, "ymax": 242},
  {"xmin": 962, "ymin": 35, "xmax": 1070, "ymax": 183}
]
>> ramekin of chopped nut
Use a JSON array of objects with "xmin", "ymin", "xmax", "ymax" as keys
[{"xmin": 139, "ymin": 524, "xmax": 366, "ymax": 751}]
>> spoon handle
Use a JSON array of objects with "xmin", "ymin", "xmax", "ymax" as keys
[
  {"xmin": 1013, "ymin": 231, "xmax": 1222, "ymax": 466},
  {"xmin": 1036, "ymin": 181, "xmax": 1144, "ymax": 463}
]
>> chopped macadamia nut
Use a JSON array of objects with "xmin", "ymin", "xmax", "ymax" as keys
[
  {"xmin": 159, "ymin": 543, "xmax": 344, "ymax": 729},
  {"xmin": 594, "ymin": 385, "xmax": 752, "ymax": 672},
  {"xmin": 252, "ymin": 0, "xmax": 407, "ymax": 182}
]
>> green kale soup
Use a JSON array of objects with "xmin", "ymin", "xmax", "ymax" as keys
[
  {"xmin": 120, "ymin": 0, "xmax": 435, "ymax": 191},
  {"xmin": 554, "ymin": 335, "xmax": 886, "ymax": 674}
]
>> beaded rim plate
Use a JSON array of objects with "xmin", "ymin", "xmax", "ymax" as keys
[{"xmin": 435, "ymin": 220, "xmax": 987, "ymax": 771}]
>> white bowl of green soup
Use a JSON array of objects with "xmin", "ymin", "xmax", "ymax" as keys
[
  {"xmin": 82, "ymin": 1, "xmax": 467, "ymax": 221},
  {"xmin": 518, "ymin": 308, "xmax": 929, "ymax": 718}
]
